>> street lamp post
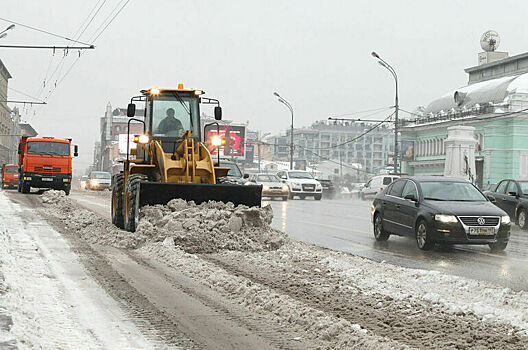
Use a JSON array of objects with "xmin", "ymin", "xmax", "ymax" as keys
[
  {"xmin": 273, "ymin": 92, "xmax": 294, "ymax": 170},
  {"xmin": 0, "ymin": 24, "xmax": 15, "ymax": 39},
  {"xmin": 371, "ymin": 51, "xmax": 399, "ymax": 174}
]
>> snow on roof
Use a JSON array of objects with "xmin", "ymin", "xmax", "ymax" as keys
[{"xmin": 424, "ymin": 73, "xmax": 528, "ymax": 114}]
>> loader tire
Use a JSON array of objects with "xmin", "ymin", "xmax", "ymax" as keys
[
  {"xmin": 124, "ymin": 174, "xmax": 148, "ymax": 232},
  {"xmin": 112, "ymin": 173, "xmax": 125, "ymax": 229}
]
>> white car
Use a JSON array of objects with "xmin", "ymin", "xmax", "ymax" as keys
[
  {"xmin": 276, "ymin": 170, "xmax": 322, "ymax": 200},
  {"xmin": 361, "ymin": 175, "xmax": 400, "ymax": 200}
]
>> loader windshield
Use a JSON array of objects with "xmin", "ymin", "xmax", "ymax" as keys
[{"xmin": 152, "ymin": 96, "xmax": 200, "ymax": 139}]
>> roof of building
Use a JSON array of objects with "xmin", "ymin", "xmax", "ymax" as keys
[
  {"xmin": 0, "ymin": 59, "xmax": 12, "ymax": 80},
  {"xmin": 464, "ymin": 51, "xmax": 528, "ymax": 73},
  {"xmin": 19, "ymin": 123, "xmax": 37, "ymax": 137},
  {"xmin": 424, "ymin": 72, "xmax": 528, "ymax": 114}
]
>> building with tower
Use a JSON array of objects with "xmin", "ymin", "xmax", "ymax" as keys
[{"xmin": 401, "ymin": 31, "xmax": 528, "ymax": 188}]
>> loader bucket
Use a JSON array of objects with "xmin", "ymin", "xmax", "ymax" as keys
[{"xmin": 138, "ymin": 182, "xmax": 263, "ymax": 208}]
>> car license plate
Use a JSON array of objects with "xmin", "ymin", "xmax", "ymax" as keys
[
  {"xmin": 42, "ymin": 178, "xmax": 53, "ymax": 182},
  {"xmin": 469, "ymin": 227, "xmax": 494, "ymax": 235}
]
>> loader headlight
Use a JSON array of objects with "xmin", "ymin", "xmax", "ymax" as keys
[
  {"xmin": 150, "ymin": 88, "xmax": 160, "ymax": 95},
  {"xmin": 211, "ymin": 135, "xmax": 222, "ymax": 147},
  {"xmin": 263, "ymin": 185, "xmax": 270, "ymax": 191},
  {"xmin": 194, "ymin": 90, "xmax": 204, "ymax": 95},
  {"xmin": 282, "ymin": 185, "xmax": 289, "ymax": 191},
  {"xmin": 133, "ymin": 135, "xmax": 149, "ymax": 144}
]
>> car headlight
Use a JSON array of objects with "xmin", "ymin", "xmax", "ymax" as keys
[
  {"xmin": 501, "ymin": 215, "xmax": 511, "ymax": 225},
  {"xmin": 263, "ymin": 185, "xmax": 270, "ymax": 191},
  {"xmin": 435, "ymin": 214, "xmax": 457, "ymax": 223},
  {"xmin": 316, "ymin": 183, "xmax": 322, "ymax": 188},
  {"xmin": 282, "ymin": 185, "xmax": 289, "ymax": 191}
]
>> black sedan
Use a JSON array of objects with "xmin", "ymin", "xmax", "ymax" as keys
[
  {"xmin": 371, "ymin": 176, "xmax": 511, "ymax": 251},
  {"xmin": 484, "ymin": 179, "xmax": 528, "ymax": 230}
]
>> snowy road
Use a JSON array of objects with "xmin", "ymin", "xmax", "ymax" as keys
[
  {"xmin": 263, "ymin": 198, "xmax": 528, "ymax": 291},
  {"xmin": 70, "ymin": 190, "xmax": 528, "ymax": 291},
  {"xmin": 3, "ymin": 188, "xmax": 528, "ymax": 349}
]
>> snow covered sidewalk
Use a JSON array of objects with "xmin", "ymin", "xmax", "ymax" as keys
[{"xmin": 0, "ymin": 192, "xmax": 151, "ymax": 349}]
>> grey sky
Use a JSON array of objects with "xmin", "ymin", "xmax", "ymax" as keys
[{"xmin": 2, "ymin": 1, "xmax": 528, "ymax": 171}]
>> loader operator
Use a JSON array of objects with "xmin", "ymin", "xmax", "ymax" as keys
[{"xmin": 156, "ymin": 108, "xmax": 184, "ymax": 136}]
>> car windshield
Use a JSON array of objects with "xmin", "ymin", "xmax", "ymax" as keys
[
  {"xmin": 27, "ymin": 141, "xmax": 70, "ymax": 156},
  {"xmin": 225, "ymin": 164, "xmax": 242, "ymax": 177},
  {"xmin": 151, "ymin": 95, "xmax": 200, "ymax": 139},
  {"xmin": 91, "ymin": 172, "xmax": 111, "ymax": 179},
  {"xmin": 5, "ymin": 166, "xmax": 17, "ymax": 173},
  {"xmin": 421, "ymin": 181, "xmax": 487, "ymax": 201},
  {"xmin": 288, "ymin": 171, "xmax": 313, "ymax": 179},
  {"xmin": 519, "ymin": 182, "xmax": 528, "ymax": 194},
  {"xmin": 257, "ymin": 175, "xmax": 280, "ymax": 182}
]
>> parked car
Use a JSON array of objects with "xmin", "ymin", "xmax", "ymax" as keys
[
  {"xmin": 87, "ymin": 171, "xmax": 112, "ymax": 190},
  {"xmin": 484, "ymin": 179, "xmax": 528, "ymax": 229},
  {"xmin": 361, "ymin": 175, "xmax": 400, "ymax": 200},
  {"xmin": 371, "ymin": 176, "xmax": 510, "ymax": 251},
  {"xmin": 276, "ymin": 170, "xmax": 322, "ymax": 200},
  {"xmin": 247, "ymin": 173, "xmax": 289, "ymax": 200},
  {"xmin": 217, "ymin": 160, "xmax": 249, "ymax": 184},
  {"xmin": 80, "ymin": 175, "xmax": 89, "ymax": 190},
  {"xmin": 317, "ymin": 179, "xmax": 336, "ymax": 199}
]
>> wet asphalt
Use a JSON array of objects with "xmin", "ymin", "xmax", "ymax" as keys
[{"xmin": 263, "ymin": 197, "xmax": 528, "ymax": 291}]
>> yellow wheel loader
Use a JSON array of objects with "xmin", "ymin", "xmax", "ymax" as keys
[{"xmin": 111, "ymin": 87, "xmax": 262, "ymax": 232}]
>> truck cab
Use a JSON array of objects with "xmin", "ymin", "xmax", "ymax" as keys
[
  {"xmin": 1, "ymin": 164, "xmax": 19, "ymax": 189},
  {"xmin": 18, "ymin": 136, "xmax": 78, "ymax": 195}
]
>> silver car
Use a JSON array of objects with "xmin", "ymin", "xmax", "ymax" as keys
[
  {"xmin": 87, "ymin": 171, "xmax": 112, "ymax": 190},
  {"xmin": 248, "ymin": 173, "xmax": 289, "ymax": 201}
]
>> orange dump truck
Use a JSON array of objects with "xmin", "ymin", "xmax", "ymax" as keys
[
  {"xmin": 1, "ymin": 164, "xmax": 19, "ymax": 189},
  {"xmin": 18, "ymin": 136, "xmax": 78, "ymax": 195}
]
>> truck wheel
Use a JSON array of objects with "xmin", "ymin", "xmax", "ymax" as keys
[
  {"xmin": 21, "ymin": 182, "xmax": 30, "ymax": 194},
  {"xmin": 64, "ymin": 188, "xmax": 70, "ymax": 196},
  {"xmin": 124, "ymin": 174, "xmax": 147, "ymax": 232},
  {"xmin": 314, "ymin": 194, "xmax": 322, "ymax": 200},
  {"xmin": 17, "ymin": 182, "xmax": 21, "ymax": 192},
  {"xmin": 112, "ymin": 174, "xmax": 125, "ymax": 229}
]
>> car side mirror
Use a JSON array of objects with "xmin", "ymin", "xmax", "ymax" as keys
[
  {"xmin": 127, "ymin": 103, "xmax": 136, "ymax": 118},
  {"xmin": 487, "ymin": 194, "xmax": 496, "ymax": 202},
  {"xmin": 404, "ymin": 194, "xmax": 418, "ymax": 202},
  {"xmin": 73, "ymin": 145, "xmax": 79, "ymax": 157},
  {"xmin": 243, "ymin": 174, "xmax": 249, "ymax": 179},
  {"xmin": 214, "ymin": 106, "xmax": 222, "ymax": 120}
]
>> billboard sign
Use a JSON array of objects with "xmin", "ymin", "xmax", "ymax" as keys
[
  {"xmin": 401, "ymin": 140, "xmax": 415, "ymax": 161},
  {"xmin": 204, "ymin": 124, "xmax": 246, "ymax": 159}
]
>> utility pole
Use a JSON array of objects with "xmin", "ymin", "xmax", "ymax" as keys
[
  {"xmin": 273, "ymin": 92, "xmax": 294, "ymax": 170},
  {"xmin": 372, "ymin": 51, "xmax": 399, "ymax": 174}
]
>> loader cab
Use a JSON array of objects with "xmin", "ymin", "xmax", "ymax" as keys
[{"xmin": 145, "ymin": 89, "xmax": 202, "ymax": 153}]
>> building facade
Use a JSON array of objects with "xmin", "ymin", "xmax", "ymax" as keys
[
  {"xmin": 402, "ymin": 44, "xmax": 528, "ymax": 188},
  {"xmin": 96, "ymin": 103, "xmax": 144, "ymax": 174},
  {"xmin": 271, "ymin": 120, "xmax": 394, "ymax": 174},
  {"xmin": 0, "ymin": 59, "xmax": 12, "ymax": 164}
]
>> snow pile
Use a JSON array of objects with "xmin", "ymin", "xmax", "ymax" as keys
[
  {"xmin": 136, "ymin": 199, "xmax": 287, "ymax": 253},
  {"xmin": 320, "ymin": 253, "xmax": 528, "ymax": 336},
  {"xmin": 41, "ymin": 190, "xmax": 66, "ymax": 204}
]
